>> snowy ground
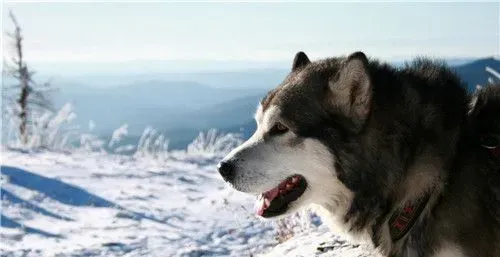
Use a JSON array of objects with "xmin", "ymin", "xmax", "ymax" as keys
[
  {"xmin": 261, "ymin": 229, "xmax": 378, "ymax": 257},
  {"xmin": 1, "ymin": 149, "xmax": 375, "ymax": 257}
]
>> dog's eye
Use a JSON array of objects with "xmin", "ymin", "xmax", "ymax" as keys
[{"xmin": 270, "ymin": 122, "xmax": 289, "ymax": 135}]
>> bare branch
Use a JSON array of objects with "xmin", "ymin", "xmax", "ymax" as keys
[
  {"xmin": 32, "ymin": 87, "xmax": 57, "ymax": 93},
  {"xmin": 3, "ymin": 84, "xmax": 22, "ymax": 90},
  {"xmin": 4, "ymin": 10, "xmax": 55, "ymax": 145},
  {"xmin": 9, "ymin": 10, "xmax": 20, "ymax": 29},
  {"xmin": 27, "ymin": 99, "xmax": 53, "ymax": 111},
  {"xmin": 31, "ymin": 89, "xmax": 51, "ymax": 100}
]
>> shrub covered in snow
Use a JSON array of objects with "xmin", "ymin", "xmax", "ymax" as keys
[
  {"xmin": 3, "ymin": 103, "xmax": 77, "ymax": 151},
  {"xmin": 186, "ymin": 129, "xmax": 243, "ymax": 158},
  {"xmin": 2, "ymin": 103, "xmax": 244, "ymax": 162}
]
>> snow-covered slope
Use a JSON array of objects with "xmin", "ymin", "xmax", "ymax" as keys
[
  {"xmin": 1, "ymin": 149, "xmax": 375, "ymax": 257},
  {"xmin": 259, "ymin": 228, "xmax": 378, "ymax": 257},
  {"xmin": 1, "ymin": 150, "xmax": 276, "ymax": 256}
]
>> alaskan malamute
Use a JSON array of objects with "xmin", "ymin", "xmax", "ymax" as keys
[{"xmin": 218, "ymin": 52, "xmax": 499, "ymax": 257}]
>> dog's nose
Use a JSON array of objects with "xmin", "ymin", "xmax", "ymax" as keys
[{"xmin": 217, "ymin": 161, "xmax": 234, "ymax": 182}]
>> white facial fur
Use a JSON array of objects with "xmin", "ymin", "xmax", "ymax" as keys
[
  {"xmin": 430, "ymin": 244, "xmax": 465, "ymax": 257},
  {"xmin": 221, "ymin": 104, "xmax": 353, "ymax": 222}
]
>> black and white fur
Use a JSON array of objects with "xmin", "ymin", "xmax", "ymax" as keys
[{"xmin": 219, "ymin": 51, "xmax": 500, "ymax": 257}]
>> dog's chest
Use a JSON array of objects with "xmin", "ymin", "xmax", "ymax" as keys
[{"xmin": 429, "ymin": 245, "xmax": 466, "ymax": 257}]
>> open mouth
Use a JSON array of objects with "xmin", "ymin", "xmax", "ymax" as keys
[{"xmin": 254, "ymin": 175, "xmax": 307, "ymax": 218}]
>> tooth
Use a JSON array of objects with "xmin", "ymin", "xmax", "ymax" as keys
[
  {"xmin": 255, "ymin": 196, "xmax": 265, "ymax": 212},
  {"xmin": 264, "ymin": 198, "xmax": 270, "ymax": 207},
  {"xmin": 291, "ymin": 177, "xmax": 298, "ymax": 183}
]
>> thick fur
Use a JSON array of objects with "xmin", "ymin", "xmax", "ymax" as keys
[
  {"xmin": 220, "ymin": 52, "xmax": 500, "ymax": 257},
  {"xmin": 468, "ymin": 84, "xmax": 500, "ymax": 159}
]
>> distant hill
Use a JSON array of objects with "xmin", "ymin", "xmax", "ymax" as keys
[
  {"xmin": 221, "ymin": 119, "xmax": 257, "ymax": 140},
  {"xmin": 51, "ymin": 80, "xmax": 262, "ymax": 135},
  {"xmin": 453, "ymin": 57, "xmax": 500, "ymax": 91},
  {"xmin": 185, "ymin": 94, "xmax": 264, "ymax": 129},
  {"xmin": 35, "ymin": 57, "xmax": 500, "ymax": 150},
  {"xmin": 47, "ymin": 69, "xmax": 289, "ymax": 89},
  {"xmin": 148, "ymin": 94, "xmax": 263, "ymax": 149}
]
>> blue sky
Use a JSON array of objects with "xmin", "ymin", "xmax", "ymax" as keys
[{"xmin": 2, "ymin": 2, "xmax": 499, "ymax": 67}]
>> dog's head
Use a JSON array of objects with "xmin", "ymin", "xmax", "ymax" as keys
[{"xmin": 218, "ymin": 51, "xmax": 373, "ymax": 219}]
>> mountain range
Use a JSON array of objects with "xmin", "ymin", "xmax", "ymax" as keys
[{"xmin": 43, "ymin": 57, "xmax": 500, "ymax": 149}]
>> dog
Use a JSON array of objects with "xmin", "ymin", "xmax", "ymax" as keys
[{"xmin": 218, "ymin": 51, "xmax": 500, "ymax": 257}]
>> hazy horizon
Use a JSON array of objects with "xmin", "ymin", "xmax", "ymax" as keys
[
  {"xmin": 13, "ymin": 56, "xmax": 499, "ymax": 77},
  {"xmin": 3, "ymin": 1, "xmax": 499, "ymax": 74}
]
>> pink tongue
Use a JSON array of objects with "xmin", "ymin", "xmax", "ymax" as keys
[
  {"xmin": 256, "ymin": 187, "xmax": 281, "ymax": 216},
  {"xmin": 264, "ymin": 187, "xmax": 280, "ymax": 201}
]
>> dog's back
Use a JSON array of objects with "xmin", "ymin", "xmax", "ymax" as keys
[
  {"xmin": 468, "ymin": 84, "xmax": 500, "ymax": 225},
  {"xmin": 435, "ymin": 84, "xmax": 500, "ymax": 257}
]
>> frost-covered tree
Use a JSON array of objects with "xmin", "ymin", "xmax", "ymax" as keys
[{"xmin": 3, "ymin": 11, "xmax": 53, "ymax": 145}]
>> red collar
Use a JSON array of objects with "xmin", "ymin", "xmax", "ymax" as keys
[
  {"xmin": 389, "ymin": 144, "xmax": 497, "ymax": 241},
  {"xmin": 489, "ymin": 147, "xmax": 500, "ymax": 157},
  {"xmin": 389, "ymin": 193, "xmax": 431, "ymax": 242}
]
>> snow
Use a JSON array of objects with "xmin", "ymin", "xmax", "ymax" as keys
[
  {"xmin": 1, "ymin": 148, "xmax": 375, "ymax": 256},
  {"xmin": 108, "ymin": 124, "xmax": 129, "ymax": 149},
  {"xmin": 260, "ymin": 228, "xmax": 378, "ymax": 257}
]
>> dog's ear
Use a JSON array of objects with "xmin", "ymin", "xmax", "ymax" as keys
[
  {"xmin": 292, "ymin": 51, "xmax": 310, "ymax": 72},
  {"xmin": 328, "ymin": 51, "xmax": 372, "ymax": 132}
]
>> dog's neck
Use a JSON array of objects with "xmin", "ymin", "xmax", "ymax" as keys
[
  {"xmin": 373, "ymin": 153, "xmax": 445, "ymax": 256},
  {"xmin": 312, "ymin": 171, "xmax": 440, "ymax": 257},
  {"xmin": 387, "ymin": 191, "xmax": 432, "ymax": 242},
  {"xmin": 376, "ymin": 186, "xmax": 440, "ymax": 257},
  {"xmin": 324, "ymin": 151, "xmax": 445, "ymax": 256}
]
